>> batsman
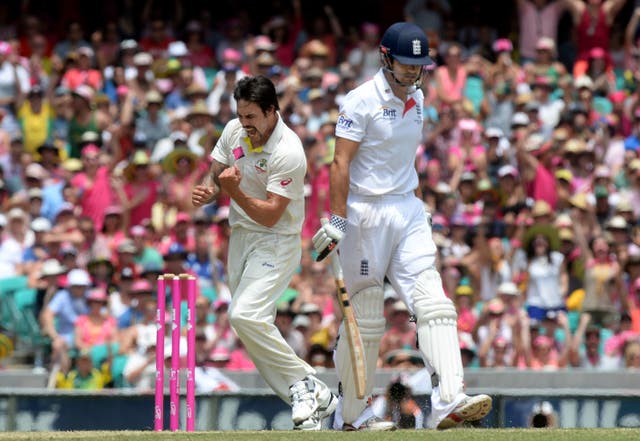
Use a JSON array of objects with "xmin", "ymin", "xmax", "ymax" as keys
[{"xmin": 313, "ymin": 22, "xmax": 492, "ymax": 430}]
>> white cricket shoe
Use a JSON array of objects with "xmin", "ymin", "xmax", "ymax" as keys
[
  {"xmin": 437, "ymin": 394, "xmax": 492, "ymax": 429},
  {"xmin": 290, "ymin": 377, "xmax": 318, "ymax": 424},
  {"xmin": 292, "ymin": 375, "xmax": 338, "ymax": 431}
]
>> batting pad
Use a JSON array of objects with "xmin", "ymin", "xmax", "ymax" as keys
[
  {"xmin": 334, "ymin": 286, "xmax": 384, "ymax": 425},
  {"xmin": 413, "ymin": 270, "xmax": 464, "ymax": 403}
]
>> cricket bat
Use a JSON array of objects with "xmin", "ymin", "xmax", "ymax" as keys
[{"xmin": 330, "ymin": 255, "xmax": 366, "ymax": 399}]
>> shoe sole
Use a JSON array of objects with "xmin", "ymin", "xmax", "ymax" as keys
[{"xmin": 437, "ymin": 394, "xmax": 493, "ymax": 430}]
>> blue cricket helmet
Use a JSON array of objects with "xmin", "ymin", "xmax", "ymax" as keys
[{"xmin": 380, "ymin": 22, "xmax": 434, "ymax": 66}]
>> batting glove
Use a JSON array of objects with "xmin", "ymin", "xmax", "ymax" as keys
[{"xmin": 313, "ymin": 214, "xmax": 346, "ymax": 261}]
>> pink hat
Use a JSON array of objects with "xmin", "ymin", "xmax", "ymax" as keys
[
  {"xmin": 87, "ymin": 288, "xmax": 108, "ymax": 303},
  {"xmin": 222, "ymin": 48, "xmax": 242, "ymax": 63},
  {"xmin": 131, "ymin": 279, "xmax": 153, "ymax": 294},
  {"xmin": 492, "ymin": 38, "xmax": 513, "ymax": 53},
  {"xmin": 589, "ymin": 47, "xmax": 606, "ymax": 59},
  {"xmin": 81, "ymin": 144, "xmax": 100, "ymax": 158},
  {"xmin": 534, "ymin": 335, "xmax": 553, "ymax": 347},
  {"xmin": 0, "ymin": 41, "xmax": 12, "ymax": 55},
  {"xmin": 175, "ymin": 212, "xmax": 192, "ymax": 224},
  {"xmin": 130, "ymin": 225, "xmax": 146, "ymax": 237},
  {"xmin": 458, "ymin": 118, "xmax": 479, "ymax": 132},
  {"xmin": 609, "ymin": 91, "xmax": 626, "ymax": 104},
  {"xmin": 213, "ymin": 299, "xmax": 230, "ymax": 311},
  {"xmin": 116, "ymin": 85, "xmax": 129, "ymax": 96}
]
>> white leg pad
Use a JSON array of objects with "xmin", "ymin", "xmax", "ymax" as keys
[
  {"xmin": 413, "ymin": 269, "xmax": 464, "ymax": 403},
  {"xmin": 334, "ymin": 286, "xmax": 385, "ymax": 425}
]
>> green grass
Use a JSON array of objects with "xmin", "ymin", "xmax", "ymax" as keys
[{"xmin": 0, "ymin": 429, "xmax": 639, "ymax": 441}]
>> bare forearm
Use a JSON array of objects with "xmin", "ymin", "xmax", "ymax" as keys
[{"xmin": 329, "ymin": 160, "xmax": 350, "ymax": 218}]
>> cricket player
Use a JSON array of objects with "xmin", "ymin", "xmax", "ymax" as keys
[
  {"xmin": 192, "ymin": 76, "xmax": 337, "ymax": 430},
  {"xmin": 313, "ymin": 22, "xmax": 492, "ymax": 430}
]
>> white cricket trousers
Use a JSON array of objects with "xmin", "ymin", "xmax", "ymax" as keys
[{"xmin": 227, "ymin": 227, "xmax": 315, "ymax": 402}]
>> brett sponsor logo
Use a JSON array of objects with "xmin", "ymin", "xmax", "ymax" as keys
[
  {"xmin": 280, "ymin": 178, "xmax": 293, "ymax": 187},
  {"xmin": 381, "ymin": 106, "xmax": 397, "ymax": 120},
  {"xmin": 337, "ymin": 114, "xmax": 353, "ymax": 129}
]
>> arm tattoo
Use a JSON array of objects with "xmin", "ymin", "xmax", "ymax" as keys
[{"xmin": 211, "ymin": 161, "xmax": 228, "ymax": 187}]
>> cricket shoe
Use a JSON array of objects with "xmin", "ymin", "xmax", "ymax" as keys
[
  {"xmin": 437, "ymin": 394, "xmax": 492, "ymax": 430},
  {"xmin": 343, "ymin": 416, "xmax": 397, "ymax": 432},
  {"xmin": 290, "ymin": 375, "xmax": 338, "ymax": 428}
]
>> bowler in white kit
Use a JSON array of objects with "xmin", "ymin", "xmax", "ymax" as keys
[{"xmin": 193, "ymin": 75, "xmax": 337, "ymax": 430}]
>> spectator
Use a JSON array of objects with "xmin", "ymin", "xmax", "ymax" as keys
[
  {"xmin": 74, "ymin": 287, "xmax": 118, "ymax": 353},
  {"xmin": 40, "ymin": 268, "xmax": 91, "ymax": 372},
  {"xmin": 378, "ymin": 300, "xmax": 417, "ymax": 366},
  {"xmin": 516, "ymin": 1, "xmax": 567, "ymax": 63},
  {"xmin": 56, "ymin": 348, "xmax": 112, "ymax": 389}
]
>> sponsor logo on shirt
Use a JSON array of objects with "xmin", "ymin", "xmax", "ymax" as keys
[
  {"xmin": 280, "ymin": 178, "xmax": 293, "ymax": 187},
  {"xmin": 337, "ymin": 114, "xmax": 353, "ymax": 129},
  {"xmin": 232, "ymin": 146, "xmax": 245, "ymax": 160},
  {"xmin": 254, "ymin": 158, "xmax": 267, "ymax": 173},
  {"xmin": 381, "ymin": 106, "xmax": 397, "ymax": 120}
]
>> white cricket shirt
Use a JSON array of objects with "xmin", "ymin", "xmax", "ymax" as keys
[
  {"xmin": 211, "ymin": 115, "xmax": 306, "ymax": 235},
  {"xmin": 335, "ymin": 69, "xmax": 423, "ymax": 196}
]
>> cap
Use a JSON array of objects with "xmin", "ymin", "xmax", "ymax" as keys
[
  {"xmin": 558, "ymin": 228, "xmax": 575, "ymax": 242},
  {"xmin": 380, "ymin": 22, "xmax": 434, "ymax": 65},
  {"xmin": 589, "ymin": 47, "xmax": 606, "ymax": 59},
  {"xmin": 72, "ymin": 85, "xmax": 94, "ymax": 102},
  {"xmin": 531, "ymin": 200, "xmax": 552, "ymax": 217},
  {"xmin": 292, "ymin": 314, "xmax": 311, "ymax": 329},
  {"xmin": 175, "ymin": 212, "xmax": 192, "ymax": 224},
  {"xmin": 511, "ymin": 112, "xmax": 530, "ymax": 127},
  {"xmin": 606, "ymin": 215, "xmax": 628, "ymax": 230},
  {"xmin": 133, "ymin": 52, "xmax": 153, "ymax": 66},
  {"xmin": 485, "ymin": 127, "xmax": 504, "ymax": 139},
  {"xmin": 145, "ymin": 90, "xmax": 163, "ymax": 104},
  {"xmin": 117, "ymin": 239, "xmax": 137, "ymax": 254},
  {"xmin": 164, "ymin": 242, "xmax": 187, "ymax": 258},
  {"xmin": 254, "ymin": 35, "xmax": 277, "ymax": 51},
  {"xmin": 213, "ymin": 298, "xmax": 230, "ymax": 311},
  {"xmin": 120, "ymin": 39, "xmax": 138, "ymax": 51},
  {"xmin": 28, "ymin": 188, "xmax": 43, "ymax": 200},
  {"xmin": 575, "ymin": 75, "xmax": 594, "ymax": 90},
  {"xmin": 307, "ymin": 88, "xmax": 325, "ymax": 101},
  {"xmin": 497, "ymin": 282, "xmax": 519, "ymax": 296},
  {"xmin": 299, "ymin": 303, "xmax": 321, "ymax": 315},
  {"xmin": 455, "ymin": 285, "xmax": 474, "ymax": 296},
  {"xmin": 167, "ymin": 41, "xmax": 188, "ymax": 58},
  {"xmin": 498, "ymin": 164, "xmax": 518, "ymax": 178},
  {"xmin": 169, "ymin": 131, "xmax": 188, "ymax": 143},
  {"xmin": 86, "ymin": 288, "xmax": 108, "ymax": 303},
  {"xmin": 77, "ymin": 46, "xmax": 94, "ymax": 58},
  {"xmin": 535, "ymin": 37, "xmax": 555, "ymax": 52},
  {"xmin": 67, "ymin": 268, "xmax": 91, "ymax": 287},
  {"xmin": 39, "ymin": 259, "xmax": 67, "ymax": 278},
  {"xmin": 30, "ymin": 217, "xmax": 51, "ymax": 232},
  {"xmin": 8, "ymin": 207, "xmax": 27, "ymax": 221},
  {"xmin": 555, "ymin": 169, "xmax": 573, "ymax": 183},
  {"xmin": 131, "ymin": 279, "xmax": 153, "ymax": 294},
  {"xmin": 492, "ymin": 38, "xmax": 513, "ymax": 53},
  {"xmin": 25, "ymin": 163, "xmax": 48, "ymax": 180},
  {"xmin": 460, "ymin": 171, "xmax": 476, "ymax": 182}
]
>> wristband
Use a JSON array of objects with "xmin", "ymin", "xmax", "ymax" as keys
[{"xmin": 329, "ymin": 214, "xmax": 347, "ymax": 233}]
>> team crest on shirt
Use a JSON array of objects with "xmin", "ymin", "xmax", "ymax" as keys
[
  {"xmin": 380, "ymin": 106, "xmax": 397, "ymax": 120},
  {"xmin": 337, "ymin": 113, "xmax": 353, "ymax": 130},
  {"xmin": 254, "ymin": 158, "xmax": 267, "ymax": 173}
]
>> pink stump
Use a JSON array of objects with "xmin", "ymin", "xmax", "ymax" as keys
[
  {"xmin": 186, "ymin": 276, "xmax": 196, "ymax": 432},
  {"xmin": 170, "ymin": 276, "xmax": 181, "ymax": 431},
  {"xmin": 154, "ymin": 275, "xmax": 166, "ymax": 431}
]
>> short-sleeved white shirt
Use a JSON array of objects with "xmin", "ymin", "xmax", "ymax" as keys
[
  {"xmin": 335, "ymin": 69, "xmax": 423, "ymax": 196},
  {"xmin": 211, "ymin": 115, "xmax": 306, "ymax": 235}
]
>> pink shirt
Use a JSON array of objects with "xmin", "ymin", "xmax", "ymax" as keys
[
  {"xmin": 124, "ymin": 181, "xmax": 159, "ymax": 227},
  {"xmin": 518, "ymin": 0, "xmax": 563, "ymax": 60},
  {"xmin": 74, "ymin": 315, "xmax": 117, "ymax": 348},
  {"xmin": 526, "ymin": 163, "xmax": 557, "ymax": 210},
  {"xmin": 71, "ymin": 166, "xmax": 116, "ymax": 231}
]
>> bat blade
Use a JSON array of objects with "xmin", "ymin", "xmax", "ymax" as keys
[{"xmin": 331, "ymin": 256, "xmax": 366, "ymax": 399}]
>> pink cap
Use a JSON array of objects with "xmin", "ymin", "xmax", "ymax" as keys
[
  {"xmin": 534, "ymin": 335, "xmax": 553, "ymax": 347},
  {"xmin": 81, "ymin": 144, "xmax": 100, "ymax": 158},
  {"xmin": 222, "ymin": 48, "xmax": 242, "ymax": 63},
  {"xmin": 116, "ymin": 85, "xmax": 129, "ymax": 96},
  {"xmin": 87, "ymin": 288, "xmax": 108, "ymax": 302},
  {"xmin": 175, "ymin": 212, "xmax": 192, "ymax": 223},
  {"xmin": 0, "ymin": 41, "xmax": 12, "ymax": 55},
  {"xmin": 492, "ymin": 38, "xmax": 513, "ymax": 53},
  {"xmin": 214, "ymin": 299, "xmax": 230, "ymax": 311},
  {"xmin": 589, "ymin": 47, "xmax": 606, "ymax": 59}
]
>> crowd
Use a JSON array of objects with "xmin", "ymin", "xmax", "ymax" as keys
[{"xmin": 0, "ymin": 0, "xmax": 639, "ymax": 399}]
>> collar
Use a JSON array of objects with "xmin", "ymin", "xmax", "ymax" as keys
[
  {"xmin": 374, "ymin": 68, "xmax": 418, "ymax": 104},
  {"xmin": 242, "ymin": 112, "xmax": 284, "ymax": 154},
  {"xmin": 374, "ymin": 69, "xmax": 396, "ymax": 103}
]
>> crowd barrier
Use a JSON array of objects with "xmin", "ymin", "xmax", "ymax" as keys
[{"xmin": 0, "ymin": 369, "xmax": 638, "ymax": 431}]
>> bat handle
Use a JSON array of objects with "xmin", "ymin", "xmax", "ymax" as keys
[{"xmin": 330, "ymin": 254, "xmax": 343, "ymax": 280}]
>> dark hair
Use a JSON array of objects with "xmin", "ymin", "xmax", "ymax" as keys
[{"xmin": 233, "ymin": 76, "xmax": 280, "ymax": 113}]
